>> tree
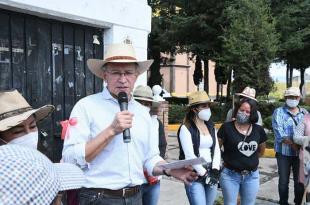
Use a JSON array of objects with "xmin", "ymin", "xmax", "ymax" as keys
[
  {"xmin": 193, "ymin": 55, "xmax": 203, "ymax": 88},
  {"xmin": 271, "ymin": 0, "xmax": 310, "ymax": 88},
  {"xmin": 219, "ymin": 0, "xmax": 278, "ymax": 96}
]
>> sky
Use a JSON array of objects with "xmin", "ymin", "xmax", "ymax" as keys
[{"xmin": 269, "ymin": 62, "xmax": 310, "ymax": 82}]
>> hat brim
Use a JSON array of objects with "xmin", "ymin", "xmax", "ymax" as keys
[
  {"xmin": 235, "ymin": 93, "xmax": 257, "ymax": 101},
  {"xmin": 53, "ymin": 163, "xmax": 85, "ymax": 191},
  {"xmin": 0, "ymin": 105, "xmax": 54, "ymax": 132},
  {"xmin": 188, "ymin": 100, "xmax": 214, "ymax": 107},
  {"xmin": 284, "ymin": 93, "xmax": 300, "ymax": 97},
  {"xmin": 87, "ymin": 59, "xmax": 154, "ymax": 78},
  {"xmin": 134, "ymin": 97, "xmax": 160, "ymax": 106}
]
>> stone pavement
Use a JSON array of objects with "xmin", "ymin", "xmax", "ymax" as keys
[{"xmin": 158, "ymin": 134, "xmax": 295, "ymax": 205}]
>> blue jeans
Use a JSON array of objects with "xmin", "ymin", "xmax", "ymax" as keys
[
  {"xmin": 219, "ymin": 167, "xmax": 259, "ymax": 205},
  {"xmin": 141, "ymin": 182, "xmax": 160, "ymax": 205},
  {"xmin": 79, "ymin": 188, "xmax": 142, "ymax": 205},
  {"xmin": 276, "ymin": 152, "xmax": 304, "ymax": 205},
  {"xmin": 184, "ymin": 180, "xmax": 218, "ymax": 205}
]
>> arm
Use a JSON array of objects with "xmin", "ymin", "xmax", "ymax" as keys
[
  {"xmin": 225, "ymin": 109, "xmax": 233, "ymax": 122},
  {"xmin": 62, "ymin": 102, "xmax": 133, "ymax": 167},
  {"xmin": 293, "ymin": 120, "xmax": 306, "ymax": 146},
  {"xmin": 179, "ymin": 125, "xmax": 207, "ymax": 176},
  {"xmin": 258, "ymin": 142, "xmax": 266, "ymax": 157},
  {"xmin": 272, "ymin": 108, "xmax": 292, "ymax": 145},
  {"xmin": 212, "ymin": 131, "xmax": 221, "ymax": 170},
  {"xmin": 257, "ymin": 111, "xmax": 263, "ymax": 126}
]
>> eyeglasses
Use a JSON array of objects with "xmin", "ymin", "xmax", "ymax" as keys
[{"xmin": 106, "ymin": 70, "xmax": 137, "ymax": 78}]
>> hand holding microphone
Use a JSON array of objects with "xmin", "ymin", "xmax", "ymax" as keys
[{"xmin": 117, "ymin": 92, "xmax": 131, "ymax": 143}]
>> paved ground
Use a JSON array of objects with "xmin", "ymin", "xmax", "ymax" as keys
[{"xmin": 158, "ymin": 134, "xmax": 295, "ymax": 205}]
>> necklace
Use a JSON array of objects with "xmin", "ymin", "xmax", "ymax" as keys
[{"xmin": 236, "ymin": 123, "xmax": 252, "ymax": 136}]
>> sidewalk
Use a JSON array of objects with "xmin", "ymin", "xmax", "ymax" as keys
[{"xmin": 158, "ymin": 134, "xmax": 295, "ymax": 205}]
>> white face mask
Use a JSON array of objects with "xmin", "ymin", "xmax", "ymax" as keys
[
  {"xmin": 8, "ymin": 131, "xmax": 38, "ymax": 149},
  {"xmin": 286, "ymin": 99, "xmax": 299, "ymax": 108},
  {"xmin": 198, "ymin": 108, "xmax": 212, "ymax": 121}
]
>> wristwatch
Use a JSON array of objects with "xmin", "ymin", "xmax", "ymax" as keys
[{"xmin": 163, "ymin": 169, "xmax": 171, "ymax": 177}]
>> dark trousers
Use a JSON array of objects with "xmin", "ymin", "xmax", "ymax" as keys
[
  {"xmin": 276, "ymin": 153, "xmax": 304, "ymax": 205},
  {"xmin": 79, "ymin": 188, "xmax": 142, "ymax": 205}
]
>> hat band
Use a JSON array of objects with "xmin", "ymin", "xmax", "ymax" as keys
[
  {"xmin": 105, "ymin": 56, "xmax": 137, "ymax": 62},
  {"xmin": 134, "ymin": 95, "xmax": 153, "ymax": 100},
  {"xmin": 0, "ymin": 107, "xmax": 33, "ymax": 121}
]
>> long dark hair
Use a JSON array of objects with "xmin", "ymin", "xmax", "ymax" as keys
[
  {"xmin": 232, "ymin": 98, "xmax": 258, "ymax": 124},
  {"xmin": 183, "ymin": 104, "xmax": 200, "ymax": 127}
]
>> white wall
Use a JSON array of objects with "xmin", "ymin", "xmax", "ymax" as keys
[{"xmin": 0, "ymin": 0, "xmax": 152, "ymax": 85}]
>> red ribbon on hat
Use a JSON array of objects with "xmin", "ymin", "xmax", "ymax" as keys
[{"xmin": 60, "ymin": 118, "xmax": 77, "ymax": 140}]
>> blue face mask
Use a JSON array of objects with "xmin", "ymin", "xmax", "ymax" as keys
[
  {"xmin": 286, "ymin": 99, "xmax": 299, "ymax": 108},
  {"xmin": 236, "ymin": 111, "xmax": 250, "ymax": 124}
]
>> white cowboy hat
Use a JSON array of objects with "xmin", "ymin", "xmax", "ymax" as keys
[
  {"xmin": 133, "ymin": 85, "xmax": 159, "ymax": 106},
  {"xmin": 284, "ymin": 87, "xmax": 301, "ymax": 97},
  {"xmin": 87, "ymin": 43, "xmax": 154, "ymax": 78},
  {"xmin": 0, "ymin": 90, "xmax": 54, "ymax": 132},
  {"xmin": 236, "ymin": 87, "xmax": 257, "ymax": 101}
]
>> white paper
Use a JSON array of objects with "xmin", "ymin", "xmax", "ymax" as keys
[{"xmin": 159, "ymin": 157, "xmax": 207, "ymax": 170}]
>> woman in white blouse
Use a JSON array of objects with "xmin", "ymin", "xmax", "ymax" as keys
[{"xmin": 177, "ymin": 91, "xmax": 221, "ymax": 205}]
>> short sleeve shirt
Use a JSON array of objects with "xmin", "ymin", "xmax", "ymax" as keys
[{"xmin": 218, "ymin": 121, "xmax": 267, "ymax": 171}]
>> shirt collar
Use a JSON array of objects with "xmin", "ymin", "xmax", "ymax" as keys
[
  {"xmin": 284, "ymin": 105, "xmax": 302, "ymax": 115},
  {"xmin": 101, "ymin": 86, "xmax": 135, "ymax": 104}
]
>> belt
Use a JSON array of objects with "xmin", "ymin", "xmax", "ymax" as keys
[
  {"xmin": 89, "ymin": 186, "xmax": 140, "ymax": 198},
  {"xmin": 224, "ymin": 163, "xmax": 257, "ymax": 175}
]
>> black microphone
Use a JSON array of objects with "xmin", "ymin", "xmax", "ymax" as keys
[{"xmin": 117, "ymin": 92, "xmax": 131, "ymax": 143}]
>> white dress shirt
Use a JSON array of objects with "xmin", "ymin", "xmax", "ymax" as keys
[
  {"xmin": 179, "ymin": 125, "xmax": 221, "ymax": 176},
  {"xmin": 62, "ymin": 87, "xmax": 163, "ymax": 189}
]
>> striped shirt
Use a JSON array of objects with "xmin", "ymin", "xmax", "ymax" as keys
[{"xmin": 272, "ymin": 106, "xmax": 307, "ymax": 156}]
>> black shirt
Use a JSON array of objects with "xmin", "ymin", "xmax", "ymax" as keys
[{"xmin": 218, "ymin": 121, "xmax": 267, "ymax": 171}]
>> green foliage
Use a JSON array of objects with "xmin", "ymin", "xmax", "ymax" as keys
[
  {"xmin": 219, "ymin": 0, "xmax": 279, "ymax": 96},
  {"xmin": 169, "ymin": 104, "xmax": 187, "ymax": 124}
]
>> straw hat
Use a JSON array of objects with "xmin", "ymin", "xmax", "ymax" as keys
[
  {"xmin": 284, "ymin": 87, "xmax": 301, "ymax": 97},
  {"xmin": 0, "ymin": 145, "xmax": 85, "ymax": 204},
  {"xmin": 188, "ymin": 91, "xmax": 212, "ymax": 106},
  {"xmin": 87, "ymin": 43, "xmax": 154, "ymax": 78},
  {"xmin": 0, "ymin": 90, "xmax": 54, "ymax": 132},
  {"xmin": 236, "ymin": 87, "xmax": 257, "ymax": 101}
]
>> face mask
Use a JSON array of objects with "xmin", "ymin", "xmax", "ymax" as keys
[
  {"xmin": 236, "ymin": 111, "xmax": 250, "ymax": 124},
  {"xmin": 198, "ymin": 108, "xmax": 212, "ymax": 121},
  {"xmin": 286, "ymin": 99, "xmax": 299, "ymax": 108},
  {"xmin": 8, "ymin": 131, "xmax": 38, "ymax": 149}
]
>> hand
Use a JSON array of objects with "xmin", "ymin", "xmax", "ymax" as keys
[
  {"xmin": 291, "ymin": 143, "xmax": 300, "ymax": 151},
  {"xmin": 282, "ymin": 138, "xmax": 293, "ymax": 145},
  {"xmin": 109, "ymin": 111, "xmax": 134, "ymax": 135},
  {"xmin": 169, "ymin": 168, "xmax": 198, "ymax": 185},
  {"xmin": 205, "ymin": 169, "xmax": 220, "ymax": 186}
]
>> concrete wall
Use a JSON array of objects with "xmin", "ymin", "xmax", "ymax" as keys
[{"xmin": 0, "ymin": 0, "xmax": 151, "ymax": 85}]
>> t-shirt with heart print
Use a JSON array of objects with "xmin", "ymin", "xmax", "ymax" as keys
[{"xmin": 218, "ymin": 121, "xmax": 267, "ymax": 171}]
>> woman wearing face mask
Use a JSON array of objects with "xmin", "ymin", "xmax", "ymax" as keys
[
  {"xmin": 177, "ymin": 91, "xmax": 221, "ymax": 205},
  {"xmin": 0, "ymin": 90, "xmax": 54, "ymax": 149},
  {"xmin": 218, "ymin": 97, "xmax": 267, "ymax": 205}
]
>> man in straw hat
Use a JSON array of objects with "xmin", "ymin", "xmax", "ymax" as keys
[
  {"xmin": 0, "ymin": 145, "xmax": 85, "ymax": 205},
  {"xmin": 133, "ymin": 85, "xmax": 167, "ymax": 205},
  {"xmin": 62, "ymin": 42, "xmax": 198, "ymax": 204},
  {"xmin": 273, "ymin": 87, "xmax": 308, "ymax": 205},
  {"xmin": 0, "ymin": 89, "xmax": 54, "ymax": 149},
  {"xmin": 226, "ymin": 86, "xmax": 263, "ymax": 126}
]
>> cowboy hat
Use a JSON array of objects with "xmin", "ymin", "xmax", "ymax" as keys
[
  {"xmin": 188, "ymin": 91, "xmax": 212, "ymax": 106},
  {"xmin": 87, "ymin": 43, "xmax": 154, "ymax": 78},
  {"xmin": 0, "ymin": 145, "xmax": 85, "ymax": 204},
  {"xmin": 133, "ymin": 85, "xmax": 160, "ymax": 106},
  {"xmin": 235, "ymin": 87, "xmax": 257, "ymax": 101},
  {"xmin": 284, "ymin": 87, "xmax": 301, "ymax": 97},
  {"xmin": 0, "ymin": 90, "xmax": 54, "ymax": 132}
]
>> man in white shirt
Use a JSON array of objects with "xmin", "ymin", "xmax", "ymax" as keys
[{"xmin": 62, "ymin": 42, "xmax": 197, "ymax": 205}]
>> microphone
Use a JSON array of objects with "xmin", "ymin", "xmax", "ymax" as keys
[{"xmin": 117, "ymin": 92, "xmax": 131, "ymax": 143}]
